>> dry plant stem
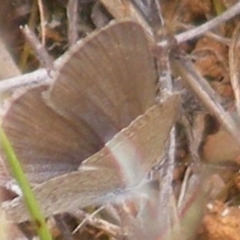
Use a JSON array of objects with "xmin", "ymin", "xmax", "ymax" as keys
[
  {"xmin": 157, "ymin": 16, "xmax": 177, "ymax": 228},
  {"xmin": 158, "ymin": 1, "xmax": 240, "ymax": 47},
  {"xmin": 2, "ymin": 2, "xmax": 240, "ymax": 92},
  {"xmin": 158, "ymin": 128, "xmax": 176, "ymax": 232},
  {"xmin": 155, "ymin": 0, "xmax": 164, "ymax": 26},
  {"xmin": 178, "ymin": 173, "xmax": 207, "ymax": 240},
  {"xmin": 179, "ymin": 23, "xmax": 232, "ymax": 46},
  {"xmin": 0, "ymin": 68, "xmax": 48, "ymax": 92},
  {"xmin": 71, "ymin": 210, "xmax": 121, "ymax": 238},
  {"xmin": 156, "ymin": 4, "xmax": 176, "ymax": 214},
  {"xmin": 190, "ymin": 114, "xmax": 206, "ymax": 162},
  {"xmin": 180, "ymin": 115, "xmax": 201, "ymax": 163},
  {"xmin": 205, "ymin": 32, "xmax": 231, "ymax": 46},
  {"xmin": 229, "ymin": 22, "xmax": 240, "ymax": 116},
  {"xmin": 160, "ymin": 195, "xmax": 181, "ymax": 240},
  {"xmin": 21, "ymin": 25, "xmax": 54, "ymax": 71},
  {"xmin": 167, "ymin": 128, "xmax": 176, "ymax": 178},
  {"xmin": 177, "ymin": 167, "xmax": 192, "ymax": 208},
  {"xmin": 99, "ymin": 0, "xmax": 151, "ymax": 33},
  {"xmin": 171, "ymin": 58, "xmax": 240, "ymax": 145},
  {"xmin": 72, "ymin": 206, "xmax": 104, "ymax": 234},
  {"xmin": 0, "ymin": 52, "xmax": 64, "ymax": 92},
  {"xmin": 37, "ymin": 0, "xmax": 47, "ymax": 45},
  {"xmin": 160, "ymin": 172, "xmax": 207, "ymax": 240},
  {"xmin": 67, "ymin": 0, "xmax": 79, "ymax": 46}
]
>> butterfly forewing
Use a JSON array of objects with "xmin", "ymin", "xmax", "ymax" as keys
[
  {"xmin": 1, "ymin": 20, "xmax": 156, "ymax": 183},
  {"xmin": 46, "ymin": 21, "xmax": 156, "ymax": 142},
  {"xmin": 2, "ymin": 86, "xmax": 103, "ymax": 182}
]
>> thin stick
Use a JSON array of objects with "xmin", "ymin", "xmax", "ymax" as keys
[
  {"xmin": 156, "ymin": 0, "xmax": 176, "ymax": 227},
  {"xmin": 158, "ymin": 2, "xmax": 240, "ymax": 47},
  {"xmin": 229, "ymin": 22, "xmax": 240, "ymax": 116},
  {"xmin": 71, "ymin": 209, "xmax": 121, "ymax": 238},
  {"xmin": 21, "ymin": 25, "xmax": 54, "ymax": 72},
  {"xmin": 37, "ymin": 0, "xmax": 47, "ymax": 45},
  {"xmin": 1, "ymin": 2, "xmax": 240, "ymax": 92},
  {"xmin": 177, "ymin": 167, "xmax": 192, "ymax": 208},
  {"xmin": 99, "ymin": 0, "xmax": 151, "ymax": 33},
  {"xmin": 67, "ymin": 0, "xmax": 79, "ymax": 46},
  {"xmin": 0, "ymin": 68, "xmax": 48, "ymax": 92}
]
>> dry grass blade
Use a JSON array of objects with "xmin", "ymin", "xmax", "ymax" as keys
[
  {"xmin": 158, "ymin": 1, "xmax": 240, "ymax": 47},
  {"xmin": 229, "ymin": 22, "xmax": 240, "ymax": 116},
  {"xmin": 1, "ymin": 2, "xmax": 240, "ymax": 93},
  {"xmin": 99, "ymin": 0, "xmax": 151, "ymax": 33},
  {"xmin": 37, "ymin": 0, "xmax": 47, "ymax": 46},
  {"xmin": 67, "ymin": 0, "xmax": 78, "ymax": 46}
]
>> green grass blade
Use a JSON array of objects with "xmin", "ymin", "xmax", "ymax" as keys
[{"xmin": 0, "ymin": 128, "xmax": 53, "ymax": 240}]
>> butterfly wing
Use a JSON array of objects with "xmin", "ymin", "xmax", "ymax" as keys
[
  {"xmin": 2, "ymin": 86, "xmax": 103, "ymax": 182},
  {"xmin": 2, "ymin": 20, "xmax": 156, "ymax": 182},
  {"xmin": 46, "ymin": 20, "xmax": 156, "ymax": 142},
  {"xmin": 3, "ymin": 94, "xmax": 180, "ymax": 222}
]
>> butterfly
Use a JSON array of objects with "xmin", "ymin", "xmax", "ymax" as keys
[{"xmin": 1, "ymin": 20, "xmax": 180, "ymax": 222}]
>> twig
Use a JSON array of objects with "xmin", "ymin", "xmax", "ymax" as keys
[
  {"xmin": 37, "ymin": 0, "xmax": 47, "ymax": 46},
  {"xmin": 67, "ymin": 0, "xmax": 79, "ymax": 46},
  {"xmin": 158, "ymin": 2, "xmax": 240, "ymax": 46},
  {"xmin": 1, "ymin": 2, "xmax": 240, "ymax": 92},
  {"xmin": 179, "ymin": 23, "xmax": 232, "ymax": 46},
  {"xmin": 177, "ymin": 167, "xmax": 192, "ymax": 208},
  {"xmin": 71, "ymin": 209, "xmax": 121, "ymax": 238},
  {"xmin": 229, "ymin": 22, "xmax": 240, "ymax": 116},
  {"xmin": 0, "ymin": 68, "xmax": 48, "ymax": 92},
  {"xmin": 72, "ymin": 206, "xmax": 104, "ymax": 234},
  {"xmin": 99, "ymin": 0, "xmax": 151, "ymax": 33},
  {"xmin": 156, "ymin": 0, "xmax": 176, "ymax": 220},
  {"xmin": 21, "ymin": 25, "xmax": 54, "ymax": 72}
]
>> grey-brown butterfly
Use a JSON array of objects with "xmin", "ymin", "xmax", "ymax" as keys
[{"xmin": 1, "ymin": 20, "xmax": 180, "ymax": 222}]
